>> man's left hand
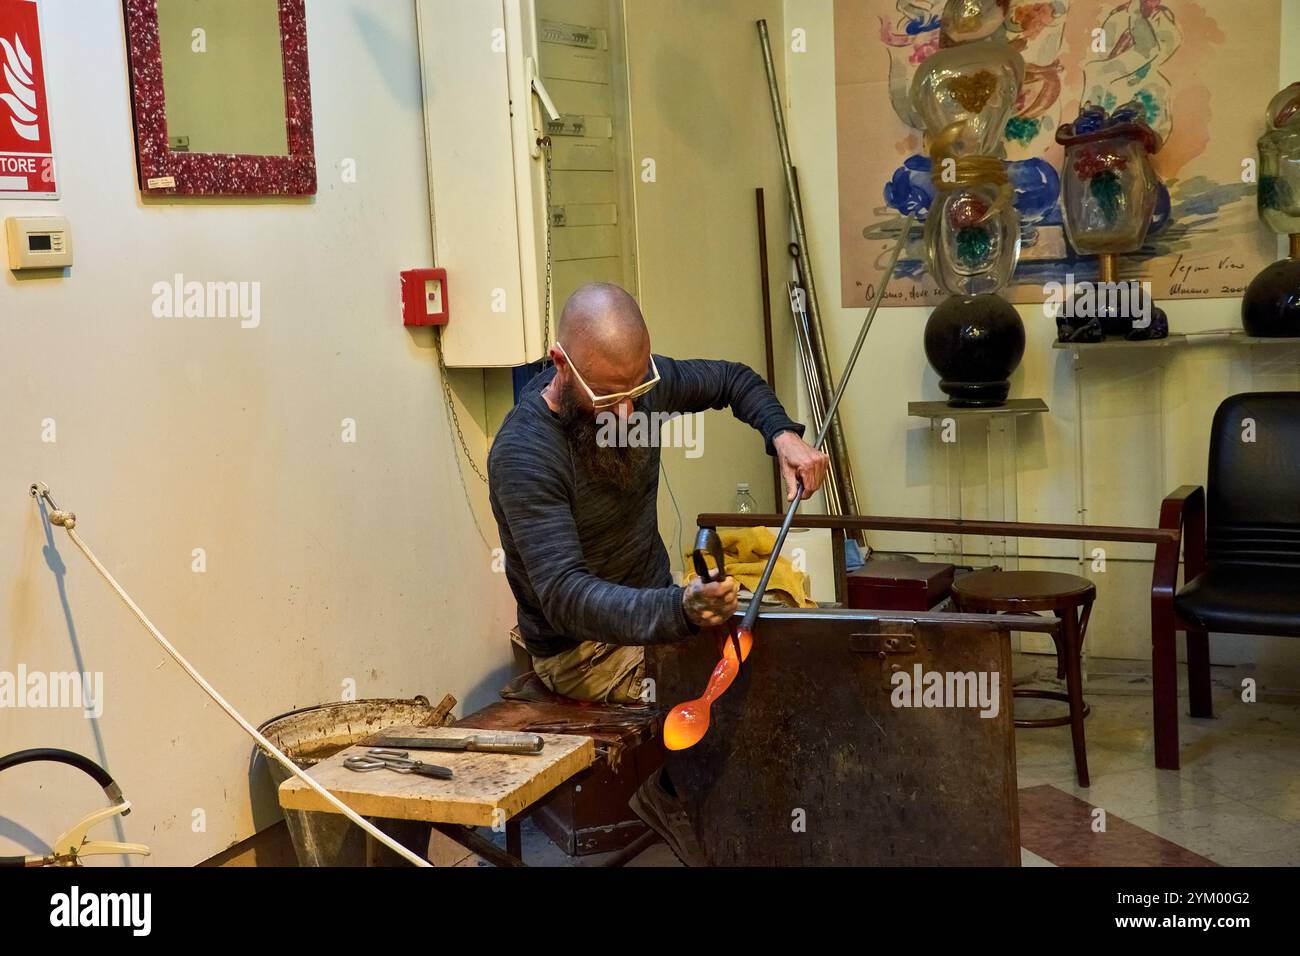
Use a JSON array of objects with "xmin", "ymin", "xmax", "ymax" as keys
[{"xmin": 773, "ymin": 431, "xmax": 830, "ymax": 502}]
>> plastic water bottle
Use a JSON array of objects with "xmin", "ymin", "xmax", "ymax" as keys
[{"xmin": 733, "ymin": 482, "xmax": 758, "ymax": 514}]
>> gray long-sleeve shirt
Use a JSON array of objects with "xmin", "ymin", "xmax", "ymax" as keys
[{"xmin": 487, "ymin": 355, "xmax": 804, "ymax": 659}]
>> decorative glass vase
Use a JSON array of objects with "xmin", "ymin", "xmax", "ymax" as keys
[
  {"xmin": 1056, "ymin": 102, "xmax": 1162, "ymax": 256},
  {"xmin": 939, "ymin": 0, "xmax": 1009, "ymax": 45},
  {"xmin": 910, "ymin": 41, "xmax": 1025, "ymax": 158},
  {"xmin": 925, "ymin": 179, "xmax": 1020, "ymax": 295},
  {"xmin": 1243, "ymin": 83, "xmax": 1300, "ymax": 337},
  {"xmin": 1258, "ymin": 82, "xmax": 1300, "ymax": 237}
]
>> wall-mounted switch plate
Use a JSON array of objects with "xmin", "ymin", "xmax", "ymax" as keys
[{"xmin": 6, "ymin": 216, "xmax": 72, "ymax": 271}]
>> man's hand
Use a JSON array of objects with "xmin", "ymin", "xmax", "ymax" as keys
[
  {"xmin": 773, "ymin": 430, "xmax": 830, "ymax": 502},
  {"xmin": 683, "ymin": 569, "xmax": 739, "ymax": 628}
]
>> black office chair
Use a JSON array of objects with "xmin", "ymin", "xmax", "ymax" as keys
[{"xmin": 1153, "ymin": 392, "xmax": 1300, "ymax": 769}]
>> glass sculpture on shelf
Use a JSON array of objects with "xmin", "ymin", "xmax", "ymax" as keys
[
  {"xmin": 938, "ymin": 0, "xmax": 1008, "ymax": 45},
  {"xmin": 910, "ymin": 39, "xmax": 1025, "ymax": 160},
  {"xmin": 1054, "ymin": 101, "xmax": 1168, "ymax": 342},
  {"xmin": 1244, "ymin": 82, "xmax": 1300, "ymax": 337},
  {"xmin": 910, "ymin": 0, "xmax": 1025, "ymax": 407},
  {"xmin": 924, "ymin": 155, "xmax": 1020, "ymax": 296}
]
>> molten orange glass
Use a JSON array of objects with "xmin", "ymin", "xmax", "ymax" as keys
[{"xmin": 663, "ymin": 626, "xmax": 753, "ymax": 751}]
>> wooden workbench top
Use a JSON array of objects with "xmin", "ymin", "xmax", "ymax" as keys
[{"xmin": 277, "ymin": 726, "xmax": 596, "ymax": 827}]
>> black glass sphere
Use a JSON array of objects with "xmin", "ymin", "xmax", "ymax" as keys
[
  {"xmin": 923, "ymin": 294, "xmax": 1026, "ymax": 407},
  {"xmin": 1242, "ymin": 258, "xmax": 1300, "ymax": 337}
]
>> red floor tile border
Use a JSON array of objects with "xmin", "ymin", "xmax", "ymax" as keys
[{"xmin": 1018, "ymin": 785, "xmax": 1217, "ymax": 867}]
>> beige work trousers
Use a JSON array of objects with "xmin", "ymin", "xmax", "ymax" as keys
[{"xmin": 532, "ymin": 641, "xmax": 647, "ymax": 704}]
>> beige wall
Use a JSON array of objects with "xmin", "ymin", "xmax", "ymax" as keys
[
  {"xmin": 0, "ymin": 0, "xmax": 514, "ymax": 865},
  {"xmin": 623, "ymin": 0, "xmax": 795, "ymax": 574}
]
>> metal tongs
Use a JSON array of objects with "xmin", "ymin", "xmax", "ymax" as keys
[
  {"xmin": 692, "ymin": 527, "xmax": 745, "ymax": 665},
  {"xmin": 343, "ymin": 748, "xmax": 454, "ymax": 779}
]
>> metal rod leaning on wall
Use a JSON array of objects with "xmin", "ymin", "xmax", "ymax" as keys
[
  {"xmin": 757, "ymin": 19, "xmax": 863, "ymax": 528},
  {"xmin": 789, "ymin": 168, "xmax": 863, "ymax": 549},
  {"xmin": 755, "ymin": 187, "xmax": 785, "ymax": 513},
  {"xmin": 788, "ymin": 281, "xmax": 844, "ymax": 517},
  {"xmin": 786, "ymin": 230, "xmax": 847, "ymax": 519},
  {"xmin": 785, "ymin": 224, "xmax": 855, "ymax": 527}
]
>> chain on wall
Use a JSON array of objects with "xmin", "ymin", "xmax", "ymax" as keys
[
  {"xmin": 541, "ymin": 134, "xmax": 555, "ymax": 361},
  {"xmin": 435, "ymin": 330, "xmax": 492, "ymax": 551}
]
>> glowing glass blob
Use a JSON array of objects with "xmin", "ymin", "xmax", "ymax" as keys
[{"xmin": 662, "ymin": 626, "xmax": 753, "ymax": 751}]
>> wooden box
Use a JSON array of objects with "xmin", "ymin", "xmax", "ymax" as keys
[{"xmin": 846, "ymin": 559, "xmax": 954, "ymax": 611}]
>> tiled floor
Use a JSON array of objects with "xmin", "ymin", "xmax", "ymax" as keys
[{"xmin": 486, "ymin": 658, "xmax": 1300, "ymax": 867}]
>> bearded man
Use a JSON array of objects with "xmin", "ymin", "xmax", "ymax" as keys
[{"xmin": 488, "ymin": 281, "xmax": 828, "ymax": 704}]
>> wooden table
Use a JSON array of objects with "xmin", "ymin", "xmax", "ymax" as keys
[{"xmin": 277, "ymin": 725, "xmax": 596, "ymax": 866}]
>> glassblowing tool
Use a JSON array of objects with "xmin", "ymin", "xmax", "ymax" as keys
[
  {"xmin": 344, "ymin": 749, "xmax": 454, "ymax": 780},
  {"xmin": 660, "ymin": 528, "xmax": 753, "ymax": 751},
  {"xmin": 368, "ymin": 732, "xmax": 544, "ymax": 755},
  {"xmin": 662, "ymin": 213, "xmax": 915, "ymax": 751}
]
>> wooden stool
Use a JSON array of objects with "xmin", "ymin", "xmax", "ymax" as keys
[{"xmin": 952, "ymin": 570, "xmax": 1095, "ymax": 787}]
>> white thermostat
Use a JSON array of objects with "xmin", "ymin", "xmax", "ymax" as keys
[{"xmin": 6, "ymin": 216, "xmax": 73, "ymax": 271}]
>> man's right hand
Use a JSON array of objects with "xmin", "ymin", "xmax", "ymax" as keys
[{"xmin": 683, "ymin": 570, "xmax": 739, "ymax": 628}]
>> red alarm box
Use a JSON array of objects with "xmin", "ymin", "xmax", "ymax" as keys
[
  {"xmin": 846, "ymin": 560, "xmax": 955, "ymax": 611},
  {"xmin": 401, "ymin": 268, "xmax": 449, "ymax": 326}
]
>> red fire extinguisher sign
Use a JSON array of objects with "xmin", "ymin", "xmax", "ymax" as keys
[{"xmin": 0, "ymin": 0, "xmax": 56, "ymax": 199}]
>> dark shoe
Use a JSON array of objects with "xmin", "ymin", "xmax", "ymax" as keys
[{"xmin": 628, "ymin": 768, "xmax": 707, "ymax": 867}]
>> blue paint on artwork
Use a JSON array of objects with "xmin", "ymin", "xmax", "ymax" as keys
[
  {"xmin": 883, "ymin": 155, "xmax": 936, "ymax": 219},
  {"xmin": 1151, "ymin": 182, "xmax": 1172, "ymax": 234},
  {"xmin": 906, "ymin": 14, "xmax": 941, "ymax": 35},
  {"xmin": 883, "ymin": 155, "xmax": 1062, "ymax": 234},
  {"xmin": 1009, "ymin": 157, "xmax": 1061, "ymax": 225},
  {"xmin": 1174, "ymin": 177, "xmax": 1245, "ymax": 218}
]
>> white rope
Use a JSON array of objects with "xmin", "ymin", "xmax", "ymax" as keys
[{"xmin": 44, "ymin": 506, "xmax": 432, "ymax": 868}]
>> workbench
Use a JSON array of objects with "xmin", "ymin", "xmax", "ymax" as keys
[{"xmin": 277, "ymin": 725, "xmax": 596, "ymax": 866}]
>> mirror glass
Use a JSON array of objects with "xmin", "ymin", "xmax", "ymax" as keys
[{"xmin": 156, "ymin": 0, "xmax": 289, "ymax": 156}]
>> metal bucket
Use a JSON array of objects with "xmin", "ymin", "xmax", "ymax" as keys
[{"xmin": 257, "ymin": 696, "xmax": 444, "ymax": 866}]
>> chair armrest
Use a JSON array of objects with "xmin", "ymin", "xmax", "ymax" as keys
[
  {"xmin": 1153, "ymin": 485, "xmax": 1206, "ymax": 603},
  {"xmin": 1157, "ymin": 486, "xmax": 1205, "ymax": 530}
]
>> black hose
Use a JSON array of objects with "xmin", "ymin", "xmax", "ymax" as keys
[
  {"xmin": 0, "ymin": 748, "xmax": 116, "ymax": 789},
  {"xmin": 0, "ymin": 749, "xmax": 127, "ymax": 865}
]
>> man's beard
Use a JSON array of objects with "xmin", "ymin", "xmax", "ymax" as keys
[{"xmin": 558, "ymin": 380, "xmax": 650, "ymax": 492}]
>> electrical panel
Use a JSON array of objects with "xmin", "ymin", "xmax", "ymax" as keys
[{"xmin": 416, "ymin": 0, "xmax": 638, "ymax": 367}]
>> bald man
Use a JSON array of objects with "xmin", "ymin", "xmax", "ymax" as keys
[{"xmin": 488, "ymin": 282, "xmax": 828, "ymax": 705}]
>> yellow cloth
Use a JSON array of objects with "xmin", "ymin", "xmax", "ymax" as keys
[{"xmin": 683, "ymin": 526, "xmax": 816, "ymax": 609}]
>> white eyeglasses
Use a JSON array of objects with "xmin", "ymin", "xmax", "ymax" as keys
[{"xmin": 555, "ymin": 342, "xmax": 660, "ymax": 410}]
